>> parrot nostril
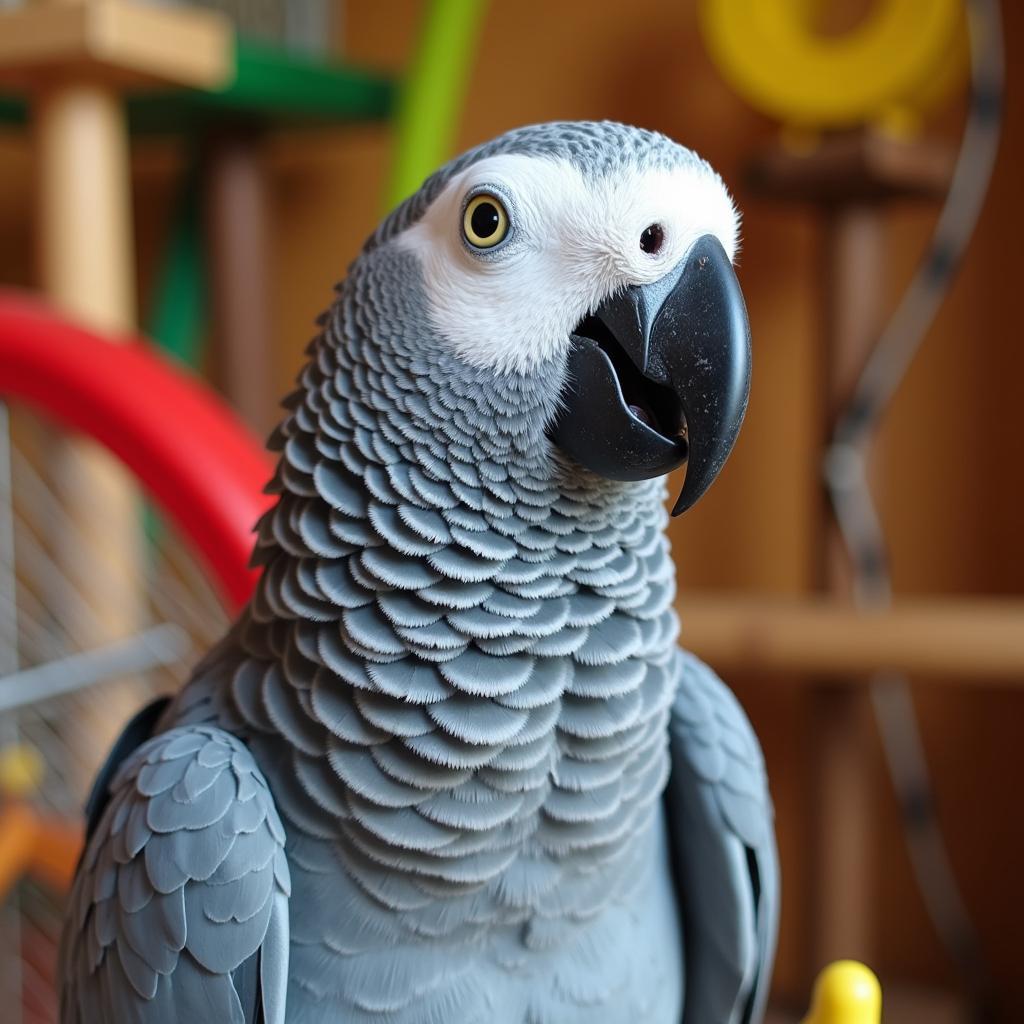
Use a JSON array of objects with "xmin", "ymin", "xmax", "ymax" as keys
[{"xmin": 640, "ymin": 223, "xmax": 664, "ymax": 255}]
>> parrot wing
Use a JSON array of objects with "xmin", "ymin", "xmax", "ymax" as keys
[
  {"xmin": 58, "ymin": 723, "xmax": 291, "ymax": 1024},
  {"xmin": 665, "ymin": 651, "xmax": 779, "ymax": 1024}
]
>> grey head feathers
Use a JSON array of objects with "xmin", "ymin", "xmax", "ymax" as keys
[{"xmin": 369, "ymin": 120, "xmax": 709, "ymax": 254}]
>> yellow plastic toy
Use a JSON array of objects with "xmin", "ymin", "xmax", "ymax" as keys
[
  {"xmin": 0, "ymin": 743, "xmax": 82, "ymax": 899},
  {"xmin": 698, "ymin": 0, "xmax": 966, "ymax": 133},
  {"xmin": 803, "ymin": 961, "xmax": 882, "ymax": 1024},
  {"xmin": 0, "ymin": 742, "xmax": 45, "ymax": 800}
]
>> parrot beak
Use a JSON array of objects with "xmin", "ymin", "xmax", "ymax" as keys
[{"xmin": 550, "ymin": 234, "xmax": 751, "ymax": 516}]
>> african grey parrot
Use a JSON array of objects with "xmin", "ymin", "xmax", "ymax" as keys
[{"xmin": 59, "ymin": 121, "xmax": 778, "ymax": 1024}]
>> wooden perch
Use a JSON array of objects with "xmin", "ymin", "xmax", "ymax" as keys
[{"xmin": 678, "ymin": 595, "xmax": 1024, "ymax": 682}]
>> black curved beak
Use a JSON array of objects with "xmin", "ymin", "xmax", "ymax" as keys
[{"xmin": 550, "ymin": 234, "xmax": 751, "ymax": 516}]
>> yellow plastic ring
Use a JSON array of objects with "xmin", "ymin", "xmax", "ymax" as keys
[{"xmin": 699, "ymin": 0, "xmax": 965, "ymax": 128}]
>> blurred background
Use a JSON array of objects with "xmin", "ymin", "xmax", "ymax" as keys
[{"xmin": 0, "ymin": 1, "xmax": 1021, "ymax": 1022}]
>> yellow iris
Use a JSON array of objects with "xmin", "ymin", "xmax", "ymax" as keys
[{"xmin": 463, "ymin": 194, "xmax": 509, "ymax": 249}]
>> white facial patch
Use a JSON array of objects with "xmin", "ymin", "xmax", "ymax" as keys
[{"xmin": 397, "ymin": 152, "xmax": 740, "ymax": 375}]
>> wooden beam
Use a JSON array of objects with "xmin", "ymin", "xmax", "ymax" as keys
[
  {"xmin": 0, "ymin": 0, "xmax": 231, "ymax": 91},
  {"xmin": 747, "ymin": 129, "xmax": 955, "ymax": 205},
  {"xmin": 205, "ymin": 130, "xmax": 276, "ymax": 437},
  {"xmin": 34, "ymin": 78, "xmax": 135, "ymax": 333},
  {"xmin": 679, "ymin": 595, "xmax": 1024, "ymax": 682}
]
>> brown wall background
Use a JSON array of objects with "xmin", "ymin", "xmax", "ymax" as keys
[{"xmin": 1, "ymin": 0, "xmax": 1021, "ymax": 1017}]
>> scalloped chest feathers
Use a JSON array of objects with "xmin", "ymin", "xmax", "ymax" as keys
[{"xmin": 169, "ymin": 291, "xmax": 685, "ymax": 1016}]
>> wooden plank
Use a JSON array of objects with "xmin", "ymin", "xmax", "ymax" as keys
[
  {"xmin": 0, "ymin": 0, "xmax": 231, "ymax": 90},
  {"xmin": 0, "ymin": 41, "xmax": 395, "ymax": 134},
  {"xmin": 747, "ymin": 129, "xmax": 955, "ymax": 205}
]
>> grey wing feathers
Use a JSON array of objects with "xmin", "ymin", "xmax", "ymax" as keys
[
  {"xmin": 59, "ymin": 724, "xmax": 291, "ymax": 1024},
  {"xmin": 666, "ymin": 652, "xmax": 779, "ymax": 1024}
]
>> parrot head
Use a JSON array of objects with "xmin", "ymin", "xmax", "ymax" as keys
[{"xmin": 360, "ymin": 121, "xmax": 750, "ymax": 516}]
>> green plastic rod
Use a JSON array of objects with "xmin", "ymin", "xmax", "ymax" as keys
[
  {"xmin": 385, "ymin": 0, "xmax": 488, "ymax": 210},
  {"xmin": 147, "ymin": 161, "xmax": 206, "ymax": 369}
]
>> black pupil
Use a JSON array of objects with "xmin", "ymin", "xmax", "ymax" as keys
[
  {"xmin": 471, "ymin": 201, "xmax": 501, "ymax": 240},
  {"xmin": 640, "ymin": 223, "xmax": 664, "ymax": 254}
]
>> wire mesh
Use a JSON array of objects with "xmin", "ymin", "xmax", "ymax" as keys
[{"xmin": 0, "ymin": 400, "xmax": 229, "ymax": 1024}]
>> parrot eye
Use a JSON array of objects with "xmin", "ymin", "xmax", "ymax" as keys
[
  {"xmin": 463, "ymin": 194, "xmax": 509, "ymax": 249},
  {"xmin": 640, "ymin": 223, "xmax": 665, "ymax": 255}
]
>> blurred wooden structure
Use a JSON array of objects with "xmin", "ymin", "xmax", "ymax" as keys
[
  {"xmin": 0, "ymin": 3, "xmax": 395, "ymax": 435},
  {"xmin": 0, "ymin": 0, "xmax": 231, "ymax": 334}
]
